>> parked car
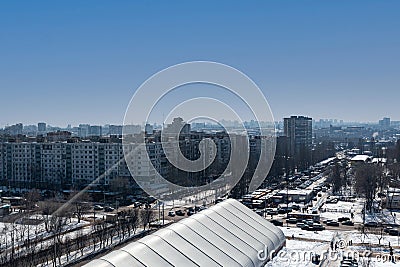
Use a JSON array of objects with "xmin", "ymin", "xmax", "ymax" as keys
[
  {"xmin": 175, "ymin": 210, "xmax": 185, "ymax": 216},
  {"xmin": 168, "ymin": 210, "xmax": 175, "ymax": 217},
  {"xmin": 104, "ymin": 206, "xmax": 115, "ymax": 212},
  {"xmin": 93, "ymin": 205, "xmax": 103, "ymax": 211},
  {"xmin": 313, "ymin": 224, "xmax": 326, "ymax": 231},
  {"xmin": 291, "ymin": 205, "xmax": 301, "ymax": 211},
  {"xmin": 267, "ymin": 209, "xmax": 279, "ymax": 216},
  {"xmin": 338, "ymin": 217, "xmax": 350, "ymax": 222},
  {"xmin": 187, "ymin": 210, "xmax": 195, "ymax": 216},
  {"xmin": 388, "ymin": 228, "xmax": 399, "ymax": 236},
  {"xmin": 270, "ymin": 219, "xmax": 283, "ymax": 226},
  {"xmin": 341, "ymin": 220, "xmax": 354, "ymax": 226},
  {"xmin": 303, "ymin": 219, "xmax": 314, "ymax": 226},
  {"xmin": 133, "ymin": 201, "xmax": 142, "ymax": 208},
  {"xmin": 187, "ymin": 206, "xmax": 195, "ymax": 212},
  {"xmin": 364, "ymin": 221, "xmax": 378, "ymax": 227},
  {"xmin": 301, "ymin": 224, "xmax": 313, "ymax": 231},
  {"xmin": 278, "ymin": 207, "xmax": 292, "ymax": 214},
  {"xmin": 198, "ymin": 206, "xmax": 207, "ymax": 211},
  {"xmin": 326, "ymin": 198, "xmax": 338, "ymax": 204},
  {"xmin": 286, "ymin": 217, "xmax": 298, "ymax": 224},
  {"xmin": 326, "ymin": 220, "xmax": 339, "ymax": 226},
  {"xmin": 296, "ymin": 222, "xmax": 306, "ymax": 228}
]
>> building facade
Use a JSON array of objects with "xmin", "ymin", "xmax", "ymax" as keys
[{"xmin": 284, "ymin": 116, "xmax": 313, "ymax": 171}]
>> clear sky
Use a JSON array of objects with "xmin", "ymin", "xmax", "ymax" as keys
[{"xmin": 0, "ymin": 1, "xmax": 399, "ymax": 127}]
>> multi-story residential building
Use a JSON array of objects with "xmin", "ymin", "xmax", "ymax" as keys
[
  {"xmin": 89, "ymin": 125, "xmax": 102, "ymax": 136},
  {"xmin": 109, "ymin": 125, "xmax": 123, "ymax": 135},
  {"xmin": 0, "ymin": 120, "xmax": 262, "ymax": 196},
  {"xmin": 284, "ymin": 116, "xmax": 313, "ymax": 171},
  {"xmin": 41, "ymin": 143, "xmax": 69, "ymax": 189},
  {"xmin": 0, "ymin": 138, "xmax": 168, "ymax": 192},
  {"xmin": 4, "ymin": 123, "xmax": 23, "ymax": 136}
]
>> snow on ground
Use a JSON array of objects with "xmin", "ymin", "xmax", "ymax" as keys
[
  {"xmin": 37, "ymin": 228, "xmax": 147, "ymax": 267},
  {"xmin": 0, "ymin": 215, "xmax": 90, "ymax": 252},
  {"xmin": 279, "ymin": 226, "xmax": 336, "ymax": 242},
  {"xmin": 320, "ymin": 199, "xmax": 364, "ymax": 223},
  {"xmin": 348, "ymin": 230, "xmax": 400, "ymax": 247},
  {"xmin": 266, "ymin": 240, "xmax": 328, "ymax": 267}
]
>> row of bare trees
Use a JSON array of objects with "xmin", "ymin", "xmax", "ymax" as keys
[{"xmin": 0, "ymin": 189, "xmax": 156, "ymax": 267}]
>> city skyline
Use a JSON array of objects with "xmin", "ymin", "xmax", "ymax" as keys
[
  {"xmin": 0, "ymin": 116, "xmax": 396, "ymax": 130},
  {"xmin": 1, "ymin": 1, "xmax": 400, "ymax": 126}
]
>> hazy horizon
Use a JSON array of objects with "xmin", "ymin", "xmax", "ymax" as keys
[{"xmin": 1, "ymin": 1, "xmax": 399, "ymax": 126}]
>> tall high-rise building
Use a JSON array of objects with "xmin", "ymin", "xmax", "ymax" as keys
[
  {"xmin": 379, "ymin": 117, "xmax": 391, "ymax": 129},
  {"xmin": 284, "ymin": 116, "xmax": 312, "ymax": 171},
  {"xmin": 38, "ymin": 122, "xmax": 47, "ymax": 133}
]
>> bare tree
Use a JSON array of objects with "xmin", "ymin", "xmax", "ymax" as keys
[
  {"xmin": 354, "ymin": 164, "xmax": 379, "ymax": 212},
  {"xmin": 331, "ymin": 162, "xmax": 343, "ymax": 194},
  {"xmin": 66, "ymin": 190, "xmax": 91, "ymax": 223},
  {"xmin": 39, "ymin": 199, "xmax": 60, "ymax": 232},
  {"xmin": 140, "ymin": 207, "xmax": 155, "ymax": 231},
  {"xmin": 23, "ymin": 189, "xmax": 41, "ymax": 211}
]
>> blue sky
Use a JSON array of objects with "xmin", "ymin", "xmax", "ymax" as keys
[{"xmin": 0, "ymin": 1, "xmax": 399, "ymax": 127}]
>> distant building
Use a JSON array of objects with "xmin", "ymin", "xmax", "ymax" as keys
[
  {"xmin": 4, "ymin": 123, "xmax": 23, "ymax": 136},
  {"xmin": 166, "ymin": 117, "xmax": 191, "ymax": 135},
  {"xmin": 78, "ymin": 124, "xmax": 90, "ymax": 138},
  {"xmin": 38, "ymin": 122, "xmax": 47, "ymax": 133},
  {"xmin": 123, "ymin": 124, "xmax": 141, "ymax": 135},
  {"xmin": 109, "ymin": 125, "xmax": 123, "ymax": 135},
  {"xmin": 144, "ymin": 124, "xmax": 153, "ymax": 134},
  {"xmin": 46, "ymin": 131, "xmax": 72, "ymax": 141},
  {"xmin": 89, "ymin": 125, "xmax": 102, "ymax": 136},
  {"xmin": 379, "ymin": 117, "xmax": 391, "ymax": 128}
]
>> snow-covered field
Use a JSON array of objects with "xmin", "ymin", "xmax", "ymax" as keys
[
  {"xmin": 280, "ymin": 226, "xmax": 336, "ymax": 242},
  {"xmin": 320, "ymin": 199, "xmax": 364, "ymax": 223},
  {"xmin": 266, "ymin": 240, "xmax": 328, "ymax": 267},
  {"xmin": 0, "ymin": 214, "xmax": 90, "ymax": 252}
]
